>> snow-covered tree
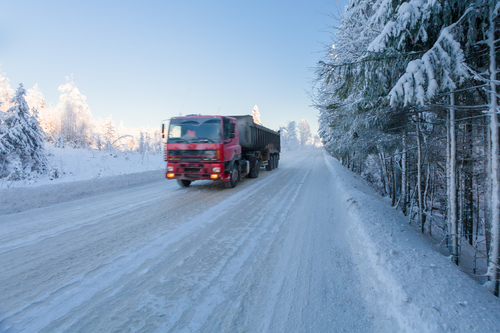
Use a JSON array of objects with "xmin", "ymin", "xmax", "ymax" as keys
[
  {"xmin": 298, "ymin": 119, "xmax": 312, "ymax": 147},
  {"xmin": 0, "ymin": 84, "xmax": 47, "ymax": 179},
  {"xmin": 314, "ymin": 0, "xmax": 500, "ymax": 296},
  {"xmin": 56, "ymin": 76, "xmax": 94, "ymax": 148},
  {"xmin": 97, "ymin": 116, "xmax": 118, "ymax": 151},
  {"xmin": 0, "ymin": 68, "xmax": 14, "ymax": 112},
  {"xmin": 252, "ymin": 105, "xmax": 261, "ymax": 125},
  {"xmin": 25, "ymin": 83, "xmax": 58, "ymax": 142},
  {"xmin": 282, "ymin": 121, "xmax": 299, "ymax": 151}
]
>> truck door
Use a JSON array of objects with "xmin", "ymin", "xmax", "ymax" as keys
[{"xmin": 223, "ymin": 117, "xmax": 240, "ymax": 163}]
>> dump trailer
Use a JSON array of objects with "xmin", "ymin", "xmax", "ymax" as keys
[{"xmin": 162, "ymin": 114, "xmax": 280, "ymax": 188}]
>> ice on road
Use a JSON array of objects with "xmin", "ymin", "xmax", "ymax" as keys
[{"xmin": 2, "ymin": 149, "xmax": 498, "ymax": 332}]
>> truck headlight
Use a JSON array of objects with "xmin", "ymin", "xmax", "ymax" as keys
[
  {"xmin": 212, "ymin": 167, "xmax": 221, "ymax": 173},
  {"xmin": 167, "ymin": 166, "xmax": 174, "ymax": 172}
]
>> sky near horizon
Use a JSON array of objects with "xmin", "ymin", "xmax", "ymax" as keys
[{"xmin": 0, "ymin": 0, "xmax": 348, "ymax": 134}]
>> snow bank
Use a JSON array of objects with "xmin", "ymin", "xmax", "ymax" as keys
[
  {"xmin": 0, "ymin": 169, "xmax": 165, "ymax": 215},
  {"xmin": 323, "ymin": 151, "xmax": 500, "ymax": 332},
  {"xmin": 0, "ymin": 144, "xmax": 166, "ymax": 215}
]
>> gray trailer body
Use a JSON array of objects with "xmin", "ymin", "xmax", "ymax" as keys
[{"xmin": 229, "ymin": 115, "xmax": 280, "ymax": 154}]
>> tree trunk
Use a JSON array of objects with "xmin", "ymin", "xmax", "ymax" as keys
[
  {"xmin": 391, "ymin": 156, "xmax": 396, "ymax": 206},
  {"xmin": 423, "ymin": 163, "xmax": 431, "ymax": 233},
  {"xmin": 379, "ymin": 150, "xmax": 390, "ymax": 196},
  {"xmin": 487, "ymin": 3, "xmax": 500, "ymax": 296},
  {"xmin": 416, "ymin": 116, "xmax": 424, "ymax": 232},
  {"xmin": 464, "ymin": 122, "xmax": 474, "ymax": 245},
  {"xmin": 486, "ymin": 114, "xmax": 492, "ymax": 259},
  {"xmin": 446, "ymin": 110, "xmax": 451, "ymax": 248},
  {"xmin": 450, "ymin": 91, "xmax": 459, "ymax": 265},
  {"xmin": 402, "ymin": 136, "xmax": 407, "ymax": 215}
]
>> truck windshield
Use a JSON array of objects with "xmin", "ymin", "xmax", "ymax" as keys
[{"xmin": 167, "ymin": 118, "xmax": 222, "ymax": 143}]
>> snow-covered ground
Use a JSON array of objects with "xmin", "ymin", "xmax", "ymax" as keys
[
  {"xmin": 0, "ymin": 143, "xmax": 164, "ymax": 189},
  {"xmin": 1, "ymin": 149, "xmax": 499, "ymax": 332},
  {"xmin": 0, "ymin": 144, "xmax": 165, "ymax": 214}
]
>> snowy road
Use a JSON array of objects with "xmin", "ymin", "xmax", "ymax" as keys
[{"xmin": 0, "ymin": 150, "xmax": 408, "ymax": 332}]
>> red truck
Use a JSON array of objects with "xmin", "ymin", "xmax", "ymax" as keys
[{"xmin": 161, "ymin": 115, "xmax": 280, "ymax": 188}]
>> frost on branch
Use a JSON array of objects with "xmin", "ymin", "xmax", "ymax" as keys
[
  {"xmin": 368, "ymin": 0, "xmax": 440, "ymax": 52},
  {"xmin": 389, "ymin": 26, "xmax": 468, "ymax": 106}
]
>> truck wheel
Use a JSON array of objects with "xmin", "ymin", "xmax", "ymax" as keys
[
  {"xmin": 249, "ymin": 158, "xmax": 259, "ymax": 178},
  {"xmin": 225, "ymin": 164, "xmax": 239, "ymax": 188},
  {"xmin": 266, "ymin": 157, "xmax": 273, "ymax": 171},
  {"xmin": 177, "ymin": 179, "xmax": 192, "ymax": 187}
]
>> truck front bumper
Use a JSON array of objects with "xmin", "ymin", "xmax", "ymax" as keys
[{"xmin": 166, "ymin": 162, "xmax": 228, "ymax": 181}]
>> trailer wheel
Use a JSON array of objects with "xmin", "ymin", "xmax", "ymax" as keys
[
  {"xmin": 225, "ymin": 164, "xmax": 239, "ymax": 188},
  {"xmin": 177, "ymin": 179, "xmax": 192, "ymax": 187},
  {"xmin": 249, "ymin": 157, "xmax": 259, "ymax": 178}
]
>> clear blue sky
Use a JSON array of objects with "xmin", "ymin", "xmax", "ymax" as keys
[{"xmin": 0, "ymin": 0, "xmax": 348, "ymax": 133}]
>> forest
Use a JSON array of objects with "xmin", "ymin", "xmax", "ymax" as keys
[{"xmin": 314, "ymin": 0, "xmax": 500, "ymax": 296}]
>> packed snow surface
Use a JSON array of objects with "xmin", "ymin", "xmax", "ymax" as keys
[{"xmin": 1, "ymin": 149, "xmax": 499, "ymax": 332}]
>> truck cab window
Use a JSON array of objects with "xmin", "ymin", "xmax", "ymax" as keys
[{"xmin": 223, "ymin": 118, "xmax": 231, "ymax": 140}]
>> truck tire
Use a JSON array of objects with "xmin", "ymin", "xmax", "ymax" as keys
[
  {"xmin": 225, "ymin": 164, "xmax": 239, "ymax": 188},
  {"xmin": 177, "ymin": 179, "xmax": 192, "ymax": 187},
  {"xmin": 249, "ymin": 157, "xmax": 259, "ymax": 178},
  {"xmin": 266, "ymin": 157, "xmax": 273, "ymax": 171}
]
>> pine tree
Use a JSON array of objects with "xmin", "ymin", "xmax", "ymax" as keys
[{"xmin": 0, "ymin": 84, "xmax": 47, "ymax": 179}]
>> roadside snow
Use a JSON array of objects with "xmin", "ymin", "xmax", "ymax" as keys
[
  {"xmin": 0, "ymin": 143, "xmax": 165, "ymax": 214},
  {"xmin": 323, "ymin": 151, "xmax": 500, "ymax": 332},
  {"xmin": 0, "ymin": 169, "xmax": 165, "ymax": 215},
  {"xmin": 0, "ymin": 143, "xmax": 164, "ymax": 189}
]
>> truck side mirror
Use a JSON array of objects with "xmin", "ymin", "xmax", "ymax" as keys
[
  {"xmin": 230, "ymin": 123, "xmax": 236, "ymax": 134},
  {"xmin": 161, "ymin": 124, "xmax": 165, "ymax": 139}
]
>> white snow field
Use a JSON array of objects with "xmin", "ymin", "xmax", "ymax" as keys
[{"xmin": 1, "ymin": 149, "xmax": 499, "ymax": 332}]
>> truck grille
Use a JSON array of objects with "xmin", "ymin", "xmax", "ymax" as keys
[{"xmin": 168, "ymin": 150, "xmax": 218, "ymax": 161}]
